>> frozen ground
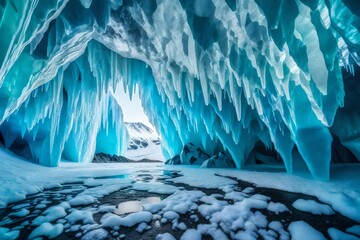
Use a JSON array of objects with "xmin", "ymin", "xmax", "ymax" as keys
[{"xmin": 0, "ymin": 148, "xmax": 360, "ymax": 239}]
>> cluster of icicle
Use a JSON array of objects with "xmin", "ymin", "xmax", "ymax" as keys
[{"xmin": 0, "ymin": 0, "xmax": 359, "ymax": 179}]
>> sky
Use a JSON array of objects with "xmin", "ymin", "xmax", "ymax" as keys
[{"xmin": 114, "ymin": 84, "xmax": 154, "ymax": 128}]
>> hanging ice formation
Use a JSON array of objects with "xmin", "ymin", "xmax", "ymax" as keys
[{"xmin": 0, "ymin": 0, "xmax": 359, "ymax": 179}]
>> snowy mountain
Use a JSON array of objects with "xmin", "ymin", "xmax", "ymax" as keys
[{"xmin": 124, "ymin": 122, "xmax": 164, "ymax": 161}]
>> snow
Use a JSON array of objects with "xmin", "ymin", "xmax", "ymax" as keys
[
  {"xmin": 65, "ymin": 210, "xmax": 94, "ymax": 225},
  {"xmin": 292, "ymin": 199, "xmax": 335, "ymax": 215},
  {"xmin": 347, "ymin": 225, "xmax": 360, "ymax": 237},
  {"xmin": 28, "ymin": 222, "xmax": 64, "ymax": 239},
  {"xmin": 328, "ymin": 228, "xmax": 360, "ymax": 240},
  {"xmin": 80, "ymin": 228, "xmax": 108, "ymax": 240},
  {"xmin": 101, "ymin": 211, "xmax": 153, "ymax": 228},
  {"xmin": 177, "ymin": 222, "xmax": 187, "ymax": 231},
  {"xmin": 156, "ymin": 233, "xmax": 176, "ymax": 240},
  {"xmin": 0, "ymin": 148, "xmax": 158, "ymax": 208},
  {"xmin": 0, "ymin": 148, "xmax": 360, "ymax": 240},
  {"xmin": 164, "ymin": 164, "xmax": 360, "ymax": 222},
  {"xmin": 143, "ymin": 202, "xmax": 167, "ymax": 214},
  {"xmin": 162, "ymin": 190, "xmax": 205, "ymax": 214},
  {"xmin": 198, "ymin": 197, "xmax": 227, "ymax": 218},
  {"xmin": 0, "ymin": 228, "xmax": 19, "ymax": 240},
  {"xmin": 267, "ymin": 202, "xmax": 289, "ymax": 214},
  {"xmin": 163, "ymin": 211, "xmax": 179, "ymax": 221},
  {"xmin": 44, "ymin": 183, "xmax": 63, "ymax": 190},
  {"xmin": 181, "ymin": 229, "xmax": 202, "ymax": 240},
  {"xmin": 268, "ymin": 221, "xmax": 290, "ymax": 240},
  {"xmin": 68, "ymin": 196, "xmax": 96, "ymax": 206},
  {"xmin": 288, "ymin": 221, "xmax": 326, "ymax": 240},
  {"xmin": 32, "ymin": 205, "xmax": 67, "ymax": 225},
  {"xmin": 8, "ymin": 209, "xmax": 30, "ymax": 218},
  {"xmin": 135, "ymin": 222, "xmax": 149, "ymax": 233}
]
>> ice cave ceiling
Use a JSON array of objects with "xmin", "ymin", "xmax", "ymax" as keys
[{"xmin": 0, "ymin": 0, "xmax": 359, "ymax": 179}]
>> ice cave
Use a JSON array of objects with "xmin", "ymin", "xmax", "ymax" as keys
[
  {"xmin": 1, "ymin": 0, "xmax": 360, "ymax": 179},
  {"xmin": 0, "ymin": 0, "xmax": 360, "ymax": 239}
]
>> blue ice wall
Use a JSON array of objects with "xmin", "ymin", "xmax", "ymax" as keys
[
  {"xmin": 0, "ymin": 0, "xmax": 359, "ymax": 179},
  {"xmin": 0, "ymin": 40, "xmax": 129, "ymax": 166}
]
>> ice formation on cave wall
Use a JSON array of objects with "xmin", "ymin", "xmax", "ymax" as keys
[{"xmin": 0, "ymin": 0, "xmax": 359, "ymax": 179}]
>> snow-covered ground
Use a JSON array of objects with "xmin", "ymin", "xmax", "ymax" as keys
[
  {"xmin": 1, "ymin": 148, "xmax": 360, "ymax": 239},
  {"xmin": 124, "ymin": 122, "xmax": 164, "ymax": 161}
]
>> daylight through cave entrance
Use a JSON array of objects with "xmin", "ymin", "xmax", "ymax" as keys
[{"xmin": 113, "ymin": 84, "xmax": 165, "ymax": 162}]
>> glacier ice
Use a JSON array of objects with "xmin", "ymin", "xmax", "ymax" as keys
[
  {"xmin": 0, "ymin": 0, "xmax": 359, "ymax": 179},
  {"xmin": 0, "ymin": 40, "xmax": 129, "ymax": 166}
]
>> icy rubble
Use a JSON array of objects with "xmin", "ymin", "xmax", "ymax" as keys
[{"xmin": 0, "ymin": 0, "xmax": 360, "ymax": 178}]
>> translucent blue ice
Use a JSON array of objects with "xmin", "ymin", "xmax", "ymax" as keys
[{"xmin": 0, "ymin": 0, "xmax": 359, "ymax": 179}]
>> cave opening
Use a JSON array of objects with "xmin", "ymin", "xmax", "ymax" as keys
[{"xmin": 112, "ymin": 84, "xmax": 165, "ymax": 162}]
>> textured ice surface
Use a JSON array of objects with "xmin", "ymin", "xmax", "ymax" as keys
[{"xmin": 0, "ymin": 0, "xmax": 360, "ymax": 178}]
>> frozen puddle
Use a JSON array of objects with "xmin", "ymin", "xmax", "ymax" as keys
[
  {"xmin": 115, "ymin": 197, "xmax": 161, "ymax": 215},
  {"xmin": 0, "ymin": 166, "xmax": 359, "ymax": 240}
]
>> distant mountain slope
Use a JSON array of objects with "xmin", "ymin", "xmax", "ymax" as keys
[
  {"xmin": 124, "ymin": 122, "xmax": 164, "ymax": 161},
  {"xmin": 92, "ymin": 153, "xmax": 162, "ymax": 163}
]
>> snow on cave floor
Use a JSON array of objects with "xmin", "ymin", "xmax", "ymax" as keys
[{"xmin": 0, "ymin": 149, "xmax": 360, "ymax": 240}]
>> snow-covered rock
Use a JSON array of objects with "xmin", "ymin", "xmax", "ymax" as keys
[
  {"xmin": 201, "ymin": 152, "xmax": 235, "ymax": 168},
  {"xmin": 166, "ymin": 144, "xmax": 235, "ymax": 168}
]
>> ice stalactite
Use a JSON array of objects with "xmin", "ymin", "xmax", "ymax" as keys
[{"xmin": 0, "ymin": 0, "xmax": 359, "ymax": 179}]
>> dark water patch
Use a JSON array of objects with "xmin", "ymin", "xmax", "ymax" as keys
[{"xmin": 94, "ymin": 174, "xmax": 129, "ymax": 180}]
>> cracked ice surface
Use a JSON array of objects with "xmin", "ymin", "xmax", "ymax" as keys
[{"xmin": 0, "ymin": 0, "xmax": 360, "ymax": 178}]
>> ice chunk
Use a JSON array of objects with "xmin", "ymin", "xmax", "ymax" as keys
[
  {"xmin": 32, "ymin": 205, "xmax": 67, "ymax": 225},
  {"xmin": 9, "ymin": 209, "xmax": 30, "ymax": 218},
  {"xmin": 292, "ymin": 199, "xmax": 335, "ymax": 215},
  {"xmin": 65, "ymin": 210, "xmax": 94, "ymax": 225},
  {"xmin": 347, "ymin": 225, "xmax": 360, "ymax": 237},
  {"xmin": 163, "ymin": 211, "xmax": 179, "ymax": 221},
  {"xmin": 101, "ymin": 211, "xmax": 152, "ymax": 228},
  {"xmin": 68, "ymin": 196, "xmax": 96, "ymax": 206},
  {"xmin": 81, "ymin": 228, "xmax": 108, "ymax": 240},
  {"xmin": 0, "ymin": 227, "xmax": 19, "ymax": 240},
  {"xmin": 328, "ymin": 228, "xmax": 360, "ymax": 240},
  {"xmin": 132, "ymin": 183, "xmax": 179, "ymax": 194},
  {"xmin": 267, "ymin": 202, "xmax": 289, "ymax": 214},
  {"xmin": 288, "ymin": 221, "xmax": 326, "ymax": 240},
  {"xmin": 156, "ymin": 233, "xmax": 176, "ymax": 240},
  {"xmin": 181, "ymin": 229, "xmax": 202, "ymax": 240},
  {"xmin": 28, "ymin": 223, "xmax": 64, "ymax": 239}
]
